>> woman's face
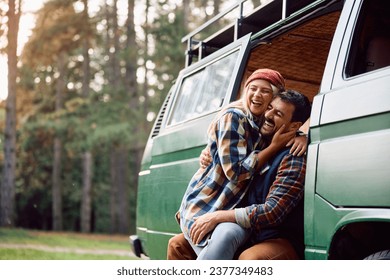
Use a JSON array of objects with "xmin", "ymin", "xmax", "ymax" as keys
[{"xmin": 245, "ymin": 79, "xmax": 274, "ymax": 117}]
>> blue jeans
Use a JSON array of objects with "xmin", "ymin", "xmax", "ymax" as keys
[{"xmin": 190, "ymin": 222, "xmax": 250, "ymax": 260}]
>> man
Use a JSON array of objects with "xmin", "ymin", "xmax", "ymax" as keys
[{"xmin": 168, "ymin": 89, "xmax": 311, "ymax": 260}]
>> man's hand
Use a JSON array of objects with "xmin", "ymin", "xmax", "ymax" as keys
[
  {"xmin": 190, "ymin": 212, "xmax": 218, "ymax": 245},
  {"xmin": 189, "ymin": 210, "xmax": 235, "ymax": 245}
]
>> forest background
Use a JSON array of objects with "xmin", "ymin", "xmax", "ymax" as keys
[{"xmin": 0, "ymin": 0, "xmax": 261, "ymax": 235}]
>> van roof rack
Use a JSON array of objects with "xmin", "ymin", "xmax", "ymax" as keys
[{"xmin": 182, "ymin": 0, "xmax": 330, "ymax": 67}]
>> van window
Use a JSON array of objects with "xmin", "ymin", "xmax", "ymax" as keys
[
  {"xmin": 345, "ymin": 0, "xmax": 390, "ymax": 77},
  {"xmin": 168, "ymin": 49, "xmax": 240, "ymax": 125}
]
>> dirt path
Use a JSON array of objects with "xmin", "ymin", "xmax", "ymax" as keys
[{"xmin": 0, "ymin": 243, "xmax": 135, "ymax": 257}]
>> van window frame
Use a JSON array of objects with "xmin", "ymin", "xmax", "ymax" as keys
[
  {"xmin": 333, "ymin": 0, "xmax": 390, "ymax": 87},
  {"xmin": 346, "ymin": 0, "xmax": 390, "ymax": 77},
  {"xmin": 164, "ymin": 33, "xmax": 252, "ymax": 128}
]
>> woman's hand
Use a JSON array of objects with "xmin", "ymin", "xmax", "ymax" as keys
[
  {"xmin": 269, "ymin": 124, "xmax": 296, "ymax": 151},
  {"xmin": 190, "ymin": 212, "xmax": 218, "ymax": 245},
  {"xmin": 199, "ymin": 147, "xmax": 212, "ymax": 169},
  {"xmin": 287, "ymin": 135, "xmax": 308, "ymax": 156}
]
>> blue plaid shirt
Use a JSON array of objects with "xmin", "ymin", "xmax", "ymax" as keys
[{"xmin": 178, "ymin": 103, "xmax": 263, "ymax": 246}]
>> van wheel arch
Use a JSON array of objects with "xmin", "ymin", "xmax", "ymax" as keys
[{"xmin": 328, "ymin": 221, "xmax": 390, "ymax": 260}]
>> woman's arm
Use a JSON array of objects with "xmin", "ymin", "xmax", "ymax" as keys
[
  {"xmin": 202, "ymin": 114, "xmax": 295, "ymax": 175},
  {"xmin": 288, "ymin": 118, "xmax": 310, "ymax": 156}
]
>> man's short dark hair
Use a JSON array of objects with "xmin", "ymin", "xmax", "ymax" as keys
[{"xmin": 275, "ymin": 90, "xmax": 311, "ymax": 123}]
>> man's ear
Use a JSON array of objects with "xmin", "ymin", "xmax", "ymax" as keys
[{"xmin": 290, "ymin": 121, "xmax": 303, "ymax": 131}]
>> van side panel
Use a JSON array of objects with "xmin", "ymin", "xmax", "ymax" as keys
[
  {"xmin": 151, "ymin": 116, "xmax": 213, "ymax": 161},
  {"xmin": 306, "ymin": 0, "xmax": 390, "ymax": 259},
  {"xmin": 140, "ymin": 118, "xmax": 211, "ymax": 259},
  {"xmin": 320, "ymin": 75, "xmax": 390, "ymax": 124},
  {"xmin": 316, "ymin": 119, "xmax": 390, "ymax": 207},
  {"xmin": 311, "ymin": 73, "xmax": 390, "ymax": 259}
]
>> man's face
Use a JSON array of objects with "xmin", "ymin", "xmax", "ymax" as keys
[{"xmin": 260, "ymin": 97, "xmax": 298, "ymax": 137}]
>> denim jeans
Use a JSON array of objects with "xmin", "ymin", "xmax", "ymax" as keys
[{"xmin": 190, "ymin": 222, "xmax": 250, "ymax": 260}]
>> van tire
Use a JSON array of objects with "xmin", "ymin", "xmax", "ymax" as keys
[{"xmin": 364, "ymin": 250, "xmax": 390, "ymax": 260}]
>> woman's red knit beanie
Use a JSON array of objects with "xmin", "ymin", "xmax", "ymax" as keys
[{"xmin": 244, "ymin": 68, "xmax": 285, "ymax": 91}]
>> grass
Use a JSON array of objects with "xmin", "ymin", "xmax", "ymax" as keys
[
  {"xmin": 0, "ymin": 248, "xmax": 132, "ymax": 260},
  {"xmin": 0, "ymin": 227, "xmax": 140, "ymax": 260}
]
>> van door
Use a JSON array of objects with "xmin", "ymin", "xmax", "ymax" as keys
[
  {"xmin": 306, "ymin": 0, "xmax": 390, "ymax": 259},
  {"xmin": 138, "ymin": 33, "xmax": 252, "ymax": 259}
]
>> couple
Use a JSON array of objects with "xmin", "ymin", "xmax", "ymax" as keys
[{"xmin": 169, "ymin": 69, "xmax": 311, "ymax": 260}]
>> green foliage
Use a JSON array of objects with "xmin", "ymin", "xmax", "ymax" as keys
[
  {"xmin": 92, "ymin": 182, "xmax": 111, "ymax": 232},
  {"xmin": 149, "ymin": 3, "xmax": 187, "ymax": 110},
  {"xmin": 22, "ymin": 0, "xmax": 84, "ymax": 67}
]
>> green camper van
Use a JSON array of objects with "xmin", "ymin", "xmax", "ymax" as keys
[{"xmin": 130, "ymin": 0, "xmax": 390, "ymax": 260}]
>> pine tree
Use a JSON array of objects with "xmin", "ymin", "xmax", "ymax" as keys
[{"xmin": 21, "ymin": 0, "xmax": 85, "ymax": 231}]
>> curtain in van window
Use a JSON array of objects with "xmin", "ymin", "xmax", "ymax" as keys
[{"xmin": 168, "ymin": 50, "xmax": 240, "ymax": 125}]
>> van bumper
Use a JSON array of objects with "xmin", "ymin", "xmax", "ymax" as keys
[{"xmin": 129, "ymin": 235, "xmax": 145, "ymax": 258}]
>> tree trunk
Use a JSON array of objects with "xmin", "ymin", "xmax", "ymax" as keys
[
  {"xmin": 110, "ymin": 146, "xmax": 130, "ymax": 234},
  {"xmin": 52, "ymin": 137, "xmax": 63, "ymax": 231},
  {"xmin": 125, "ymin": 0, "xmax": 137, "ymax": 104},
  {"xmin": 122, "ymin": 0, "xmax": 141, "ymax": 233},
  {"xmin": 52, "ymin": 51, "xmax": 66, "ymax": 231},
  {"xmin": 182, "ymin": 0, "xmax": 189, "ymax": 31},
  {"xmin": 109, "ymin": 149, "xmax": 118, "ymax": 233},
  {"xmin": 214, "ymin": 0, "xmax": 221, "ymax": 16},
  {"xmin": 108, "ymin": 0, "xmax": 130, "ymax": 234},
  {"xmin": 80, "ymin": 0, "xmax": 93, "ymax": 233},
  {"xmin": 0, "ymin": 0, "xmax": 20, "ymax": 227},
  {"xmin": 142, "ymin": 0, "xmax": 150, "ymax": 109},
  {"xmin": 115, "ymin": 146, "xmax": 129, "ymax": 234},
  {"xmin": 81, "ymin": 0, "xmax": 90, "ymax": 100},
  {"xmin": 81, "ymin": 151, "xmax": 93, "ymax": 232},
  {"xmin": 105, "ymin": 1, "xmax": 120, "ymax": 89}
]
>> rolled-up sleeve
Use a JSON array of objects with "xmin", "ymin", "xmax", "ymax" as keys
[{"xmin": 235, "ymin": 207, "xmax": 251, "ymax": 228}]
